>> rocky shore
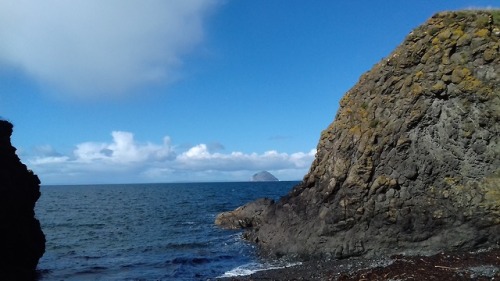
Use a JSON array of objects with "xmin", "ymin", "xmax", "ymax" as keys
[
  {"xmin": 216, "ymin": 9, "xmax": 500, "ymax": 280},
  {"xmin": 220, "ymin": 247, "xmax": 499, "ymax": 280}
]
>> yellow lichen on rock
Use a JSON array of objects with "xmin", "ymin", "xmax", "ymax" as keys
[
  {"xmin": 481, "ymin": 171, "xmax": 500, "ymax": 212},
  {"xmin": 475, "ymin": 28, "xmax": 490, "ymax": 37}
]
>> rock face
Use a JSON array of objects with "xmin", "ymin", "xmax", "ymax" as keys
[
  {"xmin": 217, "ymin": 11, "xmax": 500, "ymax": 260},
  {"xmin": 0, "ymin": 120, "xmax": 45, "ymax": 278},
  {"xmin": 252, "ymin": 171, "xmax": 279, "ymax": 182}
]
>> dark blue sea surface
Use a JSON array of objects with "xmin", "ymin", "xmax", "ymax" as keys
[{"xmin": 35, "ymin": 181, "xmax": 298, "ymax": 280}]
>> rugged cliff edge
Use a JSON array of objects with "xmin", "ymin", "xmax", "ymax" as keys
[
  {"xmin": 0, "ymin": 120, "xmax": 45, "ymax": 278},
  {"xmin": 216, "ymin": 10, "xmax": 500, "ymax": 260}
]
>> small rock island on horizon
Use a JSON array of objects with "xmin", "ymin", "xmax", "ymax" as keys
[{"xmin": 251, "ymin": 171, "xmax": 279, "ymax": 182}]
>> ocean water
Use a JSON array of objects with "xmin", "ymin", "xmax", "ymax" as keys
[{"xmin": 35, "ymin": 181, "xmax": 299, "ymax": 280}]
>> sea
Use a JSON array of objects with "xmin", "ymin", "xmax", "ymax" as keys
[{"xmin": 35, "ymin": 181, "xmax": 299, "ymax": 280}]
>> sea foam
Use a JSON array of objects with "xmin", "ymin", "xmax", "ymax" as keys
[{"xmin": 219, "ymin": 261, "xmax": 302, "ymax": 278}]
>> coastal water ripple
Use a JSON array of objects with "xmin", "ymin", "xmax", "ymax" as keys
[{"xmin": 35, "ymin": 181, "xmax": 297, "ymax": 280}]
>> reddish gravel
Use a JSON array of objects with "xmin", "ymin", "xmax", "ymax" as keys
[{"xmin": 221, "ymin": 248, "xmax": 500, "ymax": 281}]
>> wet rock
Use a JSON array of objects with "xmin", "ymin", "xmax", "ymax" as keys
[{"xmin": 220, "ymin": 248, "xmax": 500, "ymax": 281}]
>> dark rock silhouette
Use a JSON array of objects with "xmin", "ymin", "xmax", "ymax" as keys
[
  {"xmin": 216, "ymin": 11, "xmax": 500, "ymax": 260},
  {"xmin": 0, "ymin": 120, "xmax": 45, "ymax": 279},
  {"xmin": 251, "ymin": 171, "xmax": 279, "ymax": 182}
]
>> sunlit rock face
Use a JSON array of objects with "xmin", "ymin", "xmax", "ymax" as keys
[
  {"xmin": 0, "ymin": 120, "xmax": 45, "ymax": 278},
  {"xmin": 217, "ymin": 10, "xmax": 500, "ymax": 260}
]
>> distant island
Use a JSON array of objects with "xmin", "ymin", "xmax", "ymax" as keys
[{"xmin": 251, "ymin": 171, "xmax": 278, "ymax": 182}]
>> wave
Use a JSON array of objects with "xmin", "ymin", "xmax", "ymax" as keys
[
  {"xmin": 168, "ymin": 257, "xmax": 211, "ymax": 265},
  {"xmin": 219, "ymin": 261, "xmax": 302, "ymax": 278},
  {"xmin": 165, "ymin": 241, "xmax": 209, "ymax": 250}
]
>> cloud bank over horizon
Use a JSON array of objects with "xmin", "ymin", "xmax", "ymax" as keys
[
  {"xmin": 26, "ymin": 131, "xmax": 315, "ymax": 184},
  {"xmin": 0, "ymin": 0, "xmax": 218, "ymax": 98}
]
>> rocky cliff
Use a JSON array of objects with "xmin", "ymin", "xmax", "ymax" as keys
[
  {"xmin": 0, "ymin": 120, "xmax": 45, "ymax": 278},
  {"xmin": 216, "ymin": 10, "xmax": 500, "ymax": 260}
]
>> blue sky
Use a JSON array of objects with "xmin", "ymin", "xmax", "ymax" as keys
[{"xmin": 1, "ymin": 1, "xmax": 498, "ymax": 184}]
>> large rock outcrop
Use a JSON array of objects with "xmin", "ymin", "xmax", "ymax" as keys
[
  {"xmin": 215, "ymin": 198, "xmax": 274, "ymax": 229},
  {"xmin": 0, "ymin": 120, "xmax": 45, "ymax": 278},
  {"xmin": 216, "ymin": 10, "xmax": 500, "ymax": 260}
]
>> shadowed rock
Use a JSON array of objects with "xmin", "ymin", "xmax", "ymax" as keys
[
  {"xmin": 216, "ymin": 10, "xmax": 500, "ymax": 260},
  {"xmin": 0, "ymin": 120, "xmax": 45, "ymax": 279}
]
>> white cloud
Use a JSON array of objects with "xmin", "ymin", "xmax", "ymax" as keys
[
  {"xmin": 24, "ymin": 131, "xmax": 315, "ymax": 184},
  {"xmin": 175, "ymin": 145, "xmax": 315, "ymax": 172},
  {"xmin": 30, "ymin": 156, "xmax": 70, "ymax": 165},
  {"xmin": 0, "ymin": 0, "xmax": 218, "ymax": 98},
  {"xmin": 73, "ymin": 131, "xmax": 175, "ymax": 163}
]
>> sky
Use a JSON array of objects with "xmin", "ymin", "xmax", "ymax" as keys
[{"xmin": 1, "ymin": 1, "xmax": 498, "ymax": 185}]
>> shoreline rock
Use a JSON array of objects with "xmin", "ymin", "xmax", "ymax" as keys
[
  {"xmin": 220, "ymin": 247, "xmax": 500, "ymax": 280},
  {"xmin": 0, "ymin": 120, "xmax": 45, "ymax": 279},
  {"xmin": 216, "ymin": 10, "xmax": 500, "ymax": 262},
  {"xmin": 215, "ymin": 198, "xmax": 274, "ymax": 230}
]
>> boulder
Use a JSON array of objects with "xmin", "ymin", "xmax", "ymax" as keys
[
  {"xmin": 215, "ymin": 198, "xmax": 274, "ymax": 230},
  {"xmin": 0, "ymin": 120, "xmax": 45, "ymax": 278},
  {"xmin": 216, "ymin": 10, "xmax": 500, "ymax": 260}
]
